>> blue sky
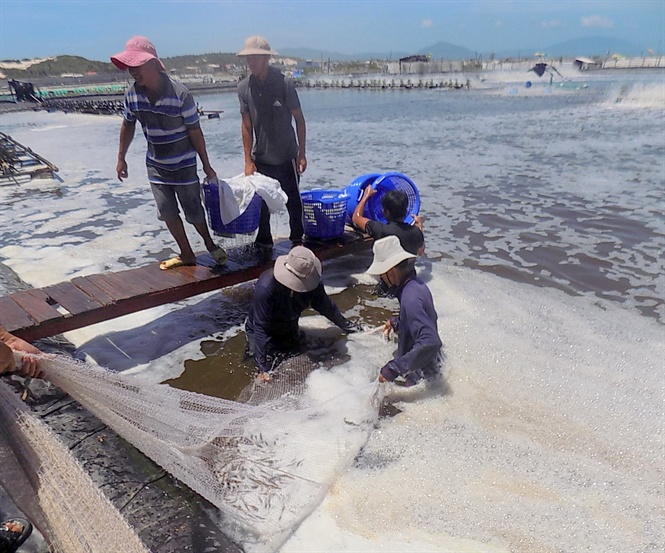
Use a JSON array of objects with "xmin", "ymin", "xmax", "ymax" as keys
[{"xmin": 0, "ymin": 1, "xmax": 662, "ymax": 61}]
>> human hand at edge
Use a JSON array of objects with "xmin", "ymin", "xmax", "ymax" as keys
[
  {"xmin": 244, "ymin": 160, "xmax": 257, "ymax": 176},
  {"xmin": 203, "ymin": 165, "xmax": 217, "ymax": 180},
  {"xmin": 297, "ymin": 154, "xmax": 307, "ymax": 175},
  {"xmin": 16, "ymin": 354, "xmax": 43, "ymax": 379},
  {"xmin": 116, "ymin": 159, "xmax": 128, "ymax": 181},
  {"xmin": 3, "ymin": 336, "xmax": 45, "ymax": 378},
  {"xmin": 382, "ymin": 320, "xmax": 392, "ymax": 340},
  {"xmin": 0, "ymin": 345, "xmax": 44, "ymax": 379},
  {"xmin": 0, "ymin": 342, "xmax": 15, "ymax": 374},
  {"xmin": 361, "ymin": 185, "xmax": 377, "ymax": 201}
]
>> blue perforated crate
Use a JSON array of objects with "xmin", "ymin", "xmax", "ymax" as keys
[
  {"xmin": 342, "ymin": 172, "xmax": 381, "ymax": 223},
  {"xmin": 301, "ymin": 189, "xmax": 348, "ymax": 240},
  {"xmin": 202, "ymin": 181, "xmax": 262, "ymax": 235}
]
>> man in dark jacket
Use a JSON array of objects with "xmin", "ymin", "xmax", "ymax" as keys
[
  {"xmin": 237, "ymin": 35, "xmax": 307, "ymax": 249},
  {"xmin": 367, "ymin": 236, "xmax": 442, "ymax": 387},
  {"xmin": 246, "ymin": 246, "xmax": 361, "ymax": 379}
]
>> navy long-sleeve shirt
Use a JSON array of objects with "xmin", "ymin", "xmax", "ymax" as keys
[
  {"xmin": 380, "ymin": 271, "xmax": 442, "ymax": 381},
  {"xmin": 246, "ymin": 268, "xmax": 354, "ymax": 373}
]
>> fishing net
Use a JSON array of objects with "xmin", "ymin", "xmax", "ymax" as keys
[
  {"xmin": 2, "ymin": 352, "xmax": 381, "ymax": 552},
  {"xmin": 0, "ymin": 378, "xmax": 151, "ymax": 553}
]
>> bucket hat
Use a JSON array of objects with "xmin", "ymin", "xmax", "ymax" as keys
[
  {"xmin": 238, "ymin": 35, "xmax": 278, "ymax": 56},
  {"xmin": 111, "ymin": 36, "xmax": 165, "ymax": 70},
  {"xmin": 366, "ymin": 235, "xmax": 416, "ymax": 275},
  {"xmin": 274, "ymin": 246, "xmax": 322, "ymax": 292}
]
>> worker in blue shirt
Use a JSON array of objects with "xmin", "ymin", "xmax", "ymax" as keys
[
  {"xmin": 367, "ymin": 236, "xmax": 442, "ymax": 386},
  {"xmin": 246, "ymin": 246, "xmax": 362, "ymax": 380}
]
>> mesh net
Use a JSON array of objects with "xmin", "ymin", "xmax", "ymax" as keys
[
  {"xmin": 0, "ymin": 379, "xmax": 151, "ymax": 553},
  {"xmin": 4, "ymin": 352, "xmax": 381, "ymax": 552}
]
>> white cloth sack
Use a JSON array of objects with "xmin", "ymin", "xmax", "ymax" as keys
[
  {"xmin": 216, "ymin": 173, "xmax": 288, "ymax": 224},
  {"xmin": 215, "ymin": 178, "xmax": 242, "ymax": 225}
]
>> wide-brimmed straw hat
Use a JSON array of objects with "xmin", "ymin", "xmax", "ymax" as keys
[
  {"xmin": 274, "ymin": 246, "xmax": 322, "ymax": 292},
  {"xmin": 366, "ymin": 235, "xmax": 416, "ymax": 275},
  {"xmin": 237, "ymin": 35, "xmax": 278, "ymax": 56},
  {"xmin": 111, "ymin": 36, "xmax": 165, "ymax": 70}
]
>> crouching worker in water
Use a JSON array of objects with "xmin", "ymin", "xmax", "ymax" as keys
[
  {"xmin": 367, "ymin": 236, "xmax": 442, "ymax": 387},
  {"xmin": 245, "ymin": 246, "xmax": 362, "ymax": 380}
]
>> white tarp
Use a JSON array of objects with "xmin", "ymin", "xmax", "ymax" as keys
[{"xmin": 217, "ymin": 174, "xmax": 288, "ymax": 224}]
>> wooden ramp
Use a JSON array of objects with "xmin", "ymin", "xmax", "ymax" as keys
[{"xmin": 0, "ymin": 231, "xmax": 372, "ymax": 342}]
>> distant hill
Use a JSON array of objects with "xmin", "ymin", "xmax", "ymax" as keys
[
  {"xmin": 417, "ymin": 41, "xmax": 476, "ymax": 60},
  {"xmin": 0, "ymin": 52, "xmax": 242, "ymax": 80},
  {"xmin": 160, "ymin": 52, "xmax": 240, "ymax": 73},
  {"xmin": 0, "ymin": 56, "xmax": 116, "ymax": 78}
]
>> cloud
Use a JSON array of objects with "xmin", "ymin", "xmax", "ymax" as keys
[
  {"xmin": 421, "ymin": 19, "xmax": 434, "ymax": 29},
  {"xmin": 494, "ymin": 20, "xmax": 504, "ymax": 27},
  {"xmin": 581, "ymin": 15, "xmax": 614, "ymax": 29},
  {"xmin": 541, "ymin": 19, "xmax": 561, "ymax": 29}
]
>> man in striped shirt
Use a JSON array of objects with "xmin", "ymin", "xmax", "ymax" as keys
[{"xmin": 111, "ymin": 36, "xmax": 227, "ymax": 270}]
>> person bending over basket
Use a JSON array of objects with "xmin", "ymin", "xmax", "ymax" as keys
[
  {"xmin": 245, "ymin": 246, "xmax": 362, "ymax": 380},
  {"xmin": 352, "ymin": 187, "xmax": 425, "ymax": 256},
  {"xmin": 367, "ymin": 236, "xmax": 442, "ymax": 387}
]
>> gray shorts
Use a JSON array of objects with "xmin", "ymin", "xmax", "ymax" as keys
[{"xmin": 150, "ymin": 182, "xmax": 205, "ymax": 224}]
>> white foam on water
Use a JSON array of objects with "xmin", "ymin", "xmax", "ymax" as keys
[
  {"xmin": 282, "ymin": 264, "xmax": 664, "ymax": 552},
  {"xmin": 602, "ymin": 81, "xmax": 665, "ymax": 109}
]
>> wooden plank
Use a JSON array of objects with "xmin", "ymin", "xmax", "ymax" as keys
[
  {"xmin": 85, "ymin": 274, "xmax": 137, "ymax": 301},
  {"xmin": 9, "ymin": 289, "xmax": 63, "ymax": 324},
  {"xmin": 4, "ymin": 231, "xmax": 372, "ymax": 341},
  {"xmin": 129, "ymin": 263, "xmax": 195, "ymax": 290},
  {"xmin": 41, "ymin": 281, "xmax": 103, "ymax": 315},
  {"xmin": 126, "ymin": 265, "xmax": 178, "ymax": 294},
  {"xmin": 212, "ymin": 258, "xmax": 251, "ymax": 276},
  {"xmin": 175, "ymin": 264, "xmax": 219, "ymax": 282},
  {"xmin": 113, "ymin": 269, "xmax": 164, "ymax": 294},
  {"xmin": 124, "ymin": 263, "xmax": 205, "ymax": 289},
  {"xmin": 96, "ymin": 271, "xmax": 155, "ymax": 299},
  {"xmin": 70, "ymin": 276, "xmax": 116, "ymax": 305},
  {"xmin": 0, "ymin": 296, "xmax": 35, "ymax": 333}
]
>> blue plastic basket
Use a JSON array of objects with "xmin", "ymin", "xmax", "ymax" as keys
[
  {"xmin": 342, "ymin": 173, "xmax": 381, "ymax": 223},
  {"xmin": 343, "ymin": 172, "xmax": 420, "ymax": 225},
  {"xmin": 301, "ymin": 189, "xmax": 348, "ymax": 240},
  {"xmin": 202, "ymin": 181, "xmax": 262, "ymax": 235},
  {"xmin": 367, "ymin": 172, "xmax": 420, "ymax": 225}
]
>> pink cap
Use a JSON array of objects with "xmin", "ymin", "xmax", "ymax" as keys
[{"xmin": 111, "ymin": 36, "xmax": 165, "ymax": 70}]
